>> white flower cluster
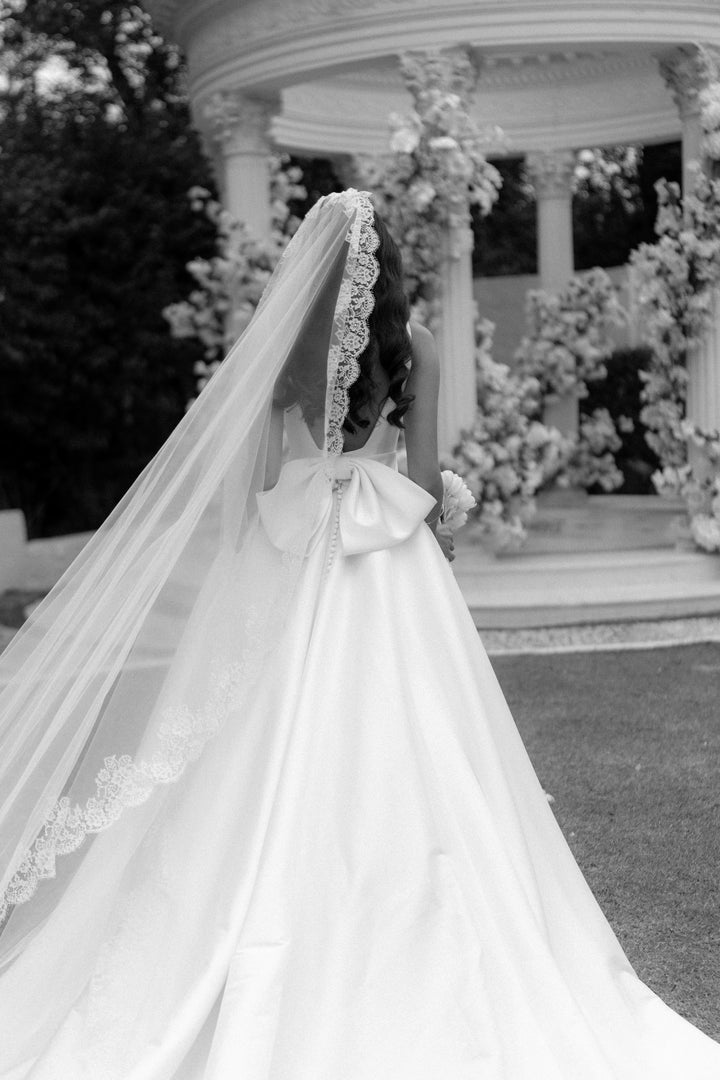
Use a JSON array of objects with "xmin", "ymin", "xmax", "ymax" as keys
[
  {"xmin": 698, "ymin": 46, "xmax": 720, "ymax": 163},
  {"xmin": 358, "ymin": 48, "xmax": 503, "ymax": 311},
  {"xmin": 566, "ymin": 409, "xmax": 624, "ymax": 493},
  {"xmin": 442, "ymin": 320, "xmax": 571, "ymax": 550},
  {"xmin": 440, "ymin": 470, "xmax": 476, "ymax": 532},
  {"xmin": 700, "ymin": 83, "xmax": 720, "ymax": 162},
  {"xmin": 514, "ymin": 268, "xmax": 624, "ymax": 401},
  {"xmin": 163, "ymin": 158, "xmax": 306, "ymax": 398},
  {"xmin": 512, "ymin": 268, "xmax": 625, "ymax": 494},
  {"xmin": 664, "ymin": 469, "xmax": 720, "ymax": 552},
  {"xmin": 629, "ymin": 163, "xmax": 720, "ymax": 549},
  {"xmin": 691, "ymin": 511, "xmax": 720, "ymax": 553}
]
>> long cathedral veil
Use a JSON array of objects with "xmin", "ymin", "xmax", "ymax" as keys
[{"xmin": 0, "ymin": 190, "xmax": 380, "ymax": 972}]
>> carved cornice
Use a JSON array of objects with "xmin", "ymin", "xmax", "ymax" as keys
[
  {"xmin": 658, "ymin": 44, "xmax": 720, "ymax": 118},
  {"xmin": 339, "ymin": 48, "xmax": 658, "ymax": 93},
  {"xmin": 200, "ymin": 90, "xmax": 276, "ymax": 154},
  {"xmin": 480, "ymin": 49, "xmax": 656, "ymax": 90},
  {"xmin": 525, "ymin": 149, "xmax": 576, "ymax": 198}
]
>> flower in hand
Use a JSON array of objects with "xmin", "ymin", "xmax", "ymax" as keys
[{"xmin": 440, "ymin": 470, "xmax": 477, "ymax": 532}]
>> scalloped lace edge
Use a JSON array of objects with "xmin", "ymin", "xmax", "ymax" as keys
[{"xmin": 324, "ymin": 192, "xmax": 380, "ymax": 456}]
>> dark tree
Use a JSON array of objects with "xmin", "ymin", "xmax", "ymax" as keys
[
  {"xmin": 472, "ymin": 157, "xmax": 537, "ymax": 277},
  {"xmin": 286, "ymin": 156, "xmax": 344, "ymax": 217},
  {"xmin": 573, "ymin": 142, "xmax": 682, "ymax": 271},
  {"xmin": 0, "ymin": 1, "xmax": 217, "ymax": 537}
]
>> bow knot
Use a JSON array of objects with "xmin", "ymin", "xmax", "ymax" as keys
[
  {"xmin": 256, "ymin": 455, "xmax": 436, "ymax": 558},
  {"xmin": 324, "ymin": 458, "xmax": 354, "ymax": 485}
]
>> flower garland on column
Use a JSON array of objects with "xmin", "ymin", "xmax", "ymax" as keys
[
  {"xmin": 629, "ymin": 47, "xmax": 720, "ymax": 550},
  {"xmin": 358, "ymin": 47, "xmax": 503, "ymax": 324},
  {"xmin": 359, "ymin": 50, "xmax": 632, "ymax": 543},
  {"xmin": 359, "ymin": 48, "xmax": 567, "ymax": 548},
  {"xmin": 699, "ymin": 50, "xmax": 720, "ymax": 166},
  {"xmin": 164, "ymin": 157, "xmax": 306, "ymax": 397}
]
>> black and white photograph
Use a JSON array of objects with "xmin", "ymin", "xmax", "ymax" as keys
[{"xmin": 1, "ymin": 1, "xmax": 719, "ymax": 1077}]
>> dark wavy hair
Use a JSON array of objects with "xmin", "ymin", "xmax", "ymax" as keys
[
  {"xmin": 343, "ymin": 211, "xmax": 414, "ymax": 434},
  {"xmin": 274, "ymin": 210, "xmax": 414, "ymax": 432}
]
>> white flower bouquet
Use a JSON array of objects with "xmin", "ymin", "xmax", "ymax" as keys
[{"xmin": 440, "ymin": 470, "xmax": 477, "ymax": 532}]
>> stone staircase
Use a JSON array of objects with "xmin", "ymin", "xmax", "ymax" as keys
[{"xmin": 454, "ymin": 495, "xmax": 720, "ymax": 628}]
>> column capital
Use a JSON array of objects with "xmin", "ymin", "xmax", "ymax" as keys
[
  {"xmin": 525, "ymin": 149, "xmax": 576, "ymax": 199},
  {"xmin": 658, "ymin": 45, "xmax": 720, "ymax": 120},
  {"xmin": 201, "ymin": 91, "xmax": 275, "ymax": 156}
]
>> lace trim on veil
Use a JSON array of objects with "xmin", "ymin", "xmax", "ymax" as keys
[
  {"xmin": 1, "ymin": 662, "xmax": 244, "ymax": 923},
  {"xmin": 0, "ymin": 192, "xmax": 381, "ymax": 927},
  {"xmin": 324, "ymin": 191, "xmax": 380, "ymax": 456},
  {"xmin": 0, "ymin": 559, "xmax": 295, "ymax": 926}
]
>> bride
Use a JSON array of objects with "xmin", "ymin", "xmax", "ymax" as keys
[{"xmin": 0, "ymin": 189, "xmax": 718, "ymax": 1079}]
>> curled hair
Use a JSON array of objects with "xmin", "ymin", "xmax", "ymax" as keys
[
  {"xmin": 274, "ymin": 208, "xmax": 414, "ymax": 433},
  {"xmin": 344, "ymin": 212, "xmax": 414, "ymax": 435}
]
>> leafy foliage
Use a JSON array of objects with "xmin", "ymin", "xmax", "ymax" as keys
[
  {"xmin": 0, "ymin": 1, "xmax": 216, "ymax": 536},
  {"xmin": 471, "ymin": 158, "xmax": 536, "ymax": 277},
  {"xmin": 164, "ymin": 163, "xmax": 307, "ymax": 398}
]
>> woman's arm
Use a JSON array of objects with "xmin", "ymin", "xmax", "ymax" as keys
[
  {"xmin": 404, "ymin": 323, "xmax": 452, "ymax": 559},
  {"xmin": 404, "ymin": 325, "xmax": 455, "ymax": 561}
]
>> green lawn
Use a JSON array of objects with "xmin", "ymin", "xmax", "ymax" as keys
[{"xmin": 492, "ymin": 642, "xmax": 720, "ymax": 1042}]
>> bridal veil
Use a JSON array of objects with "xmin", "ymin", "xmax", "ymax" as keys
[{"xmin": 0, "ymin": 190, "xmax": 380, "ymax": 970}]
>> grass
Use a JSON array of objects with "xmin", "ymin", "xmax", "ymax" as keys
[{"xmin": 492, "ymin": 642, "xmax": 720, "ymax": 1042}]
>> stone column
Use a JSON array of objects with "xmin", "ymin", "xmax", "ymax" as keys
[
  {"xmin": 659, "ymin": 48, "xmax": 720, "ymax": 449},
  {"xmin": 658, "ymin": 47, "xmax": 705, "ymax": 197},
  {"xmin": 202, "ymin": 91, "xmax": 275, "ymax": 239},
  {"xmin": 435, "ymin": 225, "xmax": 477, "ymax": 454},
  {"xmin": 525, "ymin": 149, "xmax": 578, "ymax": 437}
]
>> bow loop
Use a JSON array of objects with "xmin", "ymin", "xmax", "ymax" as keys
[{"xmin": 257, "ymin": 456, "xmax": 436, "ymax": 558}]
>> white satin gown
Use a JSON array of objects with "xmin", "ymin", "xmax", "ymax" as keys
[{"xmin": 2, "ymin": 399, "xmax": 720, "ymax": 1080}]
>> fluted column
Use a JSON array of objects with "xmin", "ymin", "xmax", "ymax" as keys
[
  {"xmin": 436, "ymin": 225, "xmax": 477, "ymax": 454},
  {"xmin": 525, "ymin": 148, "xmax": 578, "ymax": 437},
  {"xmin": 202, "ymin": 91, "xmax": 275, "ymax": 239},
  {"xmin": 660, "ymin": 47, "xmax": 720, "ymax": 448}
]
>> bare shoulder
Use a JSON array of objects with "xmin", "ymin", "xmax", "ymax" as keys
[{"xmin": 408, "ymin": 321, "xmax": 439, "ymax": 375}]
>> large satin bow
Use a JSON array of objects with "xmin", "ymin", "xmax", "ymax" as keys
[{"xmin": 256, "ymin": 455, "xmax": 436, "ymax": 557}]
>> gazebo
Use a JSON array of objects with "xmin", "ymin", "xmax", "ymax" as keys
[
  {"xmin": 143, "ymin": 0, "xmax": 720, "ymax": 626},
  {"xmin": 145, "ymin": 0, "xmax": 720, "ymax": 448}
]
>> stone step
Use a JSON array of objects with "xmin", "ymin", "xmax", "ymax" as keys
[
  {"xmin": 453, "ymin": 546, "xmax": 720, "ymax": 628},
  {"xmin": 521, "ymin": 494, "xmax": 686, "ymax": 554}
]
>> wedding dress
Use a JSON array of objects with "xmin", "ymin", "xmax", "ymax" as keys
[{"xmin": 1, "ymin": 190, "xmax": 719, "ymax": 1079}]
